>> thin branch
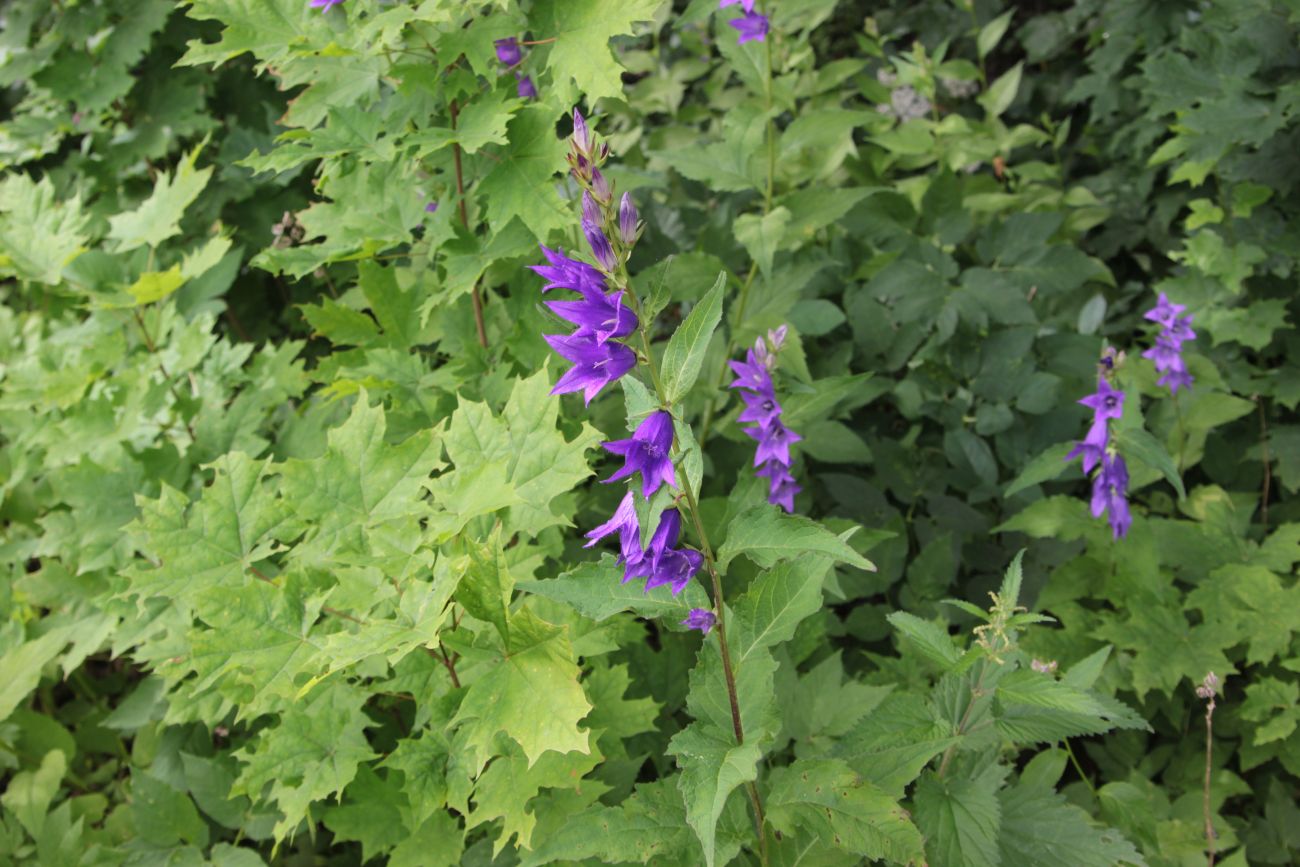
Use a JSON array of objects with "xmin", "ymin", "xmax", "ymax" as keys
[{"xmin": 450, "ymin": 99, "xmax": 489, "ymax": 349}]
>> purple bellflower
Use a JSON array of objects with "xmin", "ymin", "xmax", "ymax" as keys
[
  {"xmin": 628, "ymin": 510, "xmax": 703, "ymax": 595},
  {"xmin": 494, "ymin": 37, "xmax": 522, "ymax": 66},
  {"xmin": 546, "ymin": 288, "xmax": 638, "ymax": 345},
  {"xmin": 1091, "ymin": 453, "xmax": 1132, "ymax": 539},
  {"xmin": 745, "ymin": 420, "xmax": 802, "ymax": 467},
  {"xmin": 544, "ymin": 334, "xmax": 636, "ymax": 404},
  {"xmin": 585, "ymin": 491, "xmax": 644, "ymax": 571},
  {"xmin": 602, "ymin": 410, "xmax": 677, "ymax": 497},
  {"xmin": 583, "ymin": 219, "xmax": 618, "ymax": 271},
  {"xmin": 1078, "ymin": 377, "xmax": 1125, "ymax": 423},
  {"xmin": 732, "ymin": 332, "xmax": 802, "ymax": 512},
  {"xmin": 1142, "ymin": 293, "xmax": 1195, "ymax": 395},
  {"xmin": 309, "ymin": 0, "xmax": 344, "ymax": 9},
  {"xmin": 682, "ymin": 608, "xmax": 718, "ymax": 634},
  {"xmin": 424, "ymin": 201, "xmax": 439, "ymax": 214},
  {"xmin": 729, "ymin": 11, "xmax": 770, "ymax": 43},
  {"xmin": 516, "ymin": 73, "xmax": 538, "ymax": 100},
  {"xmin": 530, "ymin": 246, "xmax": 608, "ymax": 296}
]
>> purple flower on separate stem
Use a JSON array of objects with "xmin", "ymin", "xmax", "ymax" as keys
[
  {"xmin": 619, "ymin": 193, "xmax": 639, "ymax": 246},
  {"xmin": 719, "ymin": 0, "xmax": 756, "ymax": 10},
  {"xmin": 682, "ymin": 608, "xmax": 717, "ymax": 634},
  {"xmin": 309, "ymin": 0, "xmax": 344, "ymax": 10},
  {"xmin": 1090, "ymin": 453, "xmax": 1131, "ymax": 539},
  {"xmin": 530, "ymin": 246, "xmax": 608, "ymax": 295},
  {"xmin": 729, "ymin": 11, "xmax": 770, "ymax": 43},
  {"xmin": 494, "ymin": 37, "xmax": 522, "ymax": 66},
  {"xmin": 745, "ymin": 420, "xmax": 802, "ymax": 467},
  {"xmin": 543, "ymin": 333, "xmax": 636, "ymax": 404},
  {"xmin": 546, "ymin": 288, "xmax": 638, "ymax": 345},
  {"xmin": 1078, "ymin": 378, "xmax": 1125, "ymax": 424},
  {"xmin": 602, "ymin": 410, "xmax": 677, "ymax": 497},
  {"xmin": 584, "ymin": 491, "xmax": 644, "ymax": 570},
  {"xmin": 516, "ymin": 73, "xmax": 538, "ymax": 100},
  {"xmin": 583, "ymin": 219, "xmax": 618, "ymax": 271},
  {"xmin": 1143, "ymin": 292, "xmax": 1186, "ymax": 329},
  {"xmin": 424, "ymin": 201, "xmax": 439, "ymax": 214}
]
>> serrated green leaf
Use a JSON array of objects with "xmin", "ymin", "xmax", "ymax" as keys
[
  {"xmin": 1, "ymin": 749, "xmax": 67, "ymax": 838},
  {"xmin": 517, "ymin": 554, "xmax": 710, "ymax": 622},
  {"xmin": 1005, "ymin": 442, "xmax": 1076, "ymax": 497},
  {"xmin": 531, "ymin": 0, "xmax": 661, "ymax": 104},
  {"xmin": 477, "ymin": 107, "xmax": 569, "ymax": 240},
  {"xmin": 733, "ymin": 207, "xmax": 792, "ymax": 278},
  {"xmin": 0, "ymin": 174, "xmax": 89, "ymax": 284},
  {"xmin": 998, "ymin": 781, "xmax": 1143, "ymax": 867},
  {"xmin": 887, "ymin": 611, "xmax": 962, "ymax": 671},
  {"xmin": 661, "ymin": 271, "xmax": 726, "ymax": 403},
  {"xmin": 667, "ymin": 721, "xmax": 762, "ymax": 867},
  {"xmin": 108, "ymin": 142, "xmax": 213, "ymax": 251},
  {"xmin": 716, "ymin": 504, "xmax": 875, "ymax": 573},
  {"xmin": 732, "ymin": 556, "xmax": 833, "ymax": 662},
  {"xmin": 977, "ymin": 10, "xmax": 1015, "ymax": 59},
  {"xmin": 914, "ymin": 771, "xmax": 1002, "ymax": 867}
]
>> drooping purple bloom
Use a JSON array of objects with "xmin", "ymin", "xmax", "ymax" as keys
[
  {"xmin": 630, "ymin": 511, "xmax": 703, "ymax": 595},
  {"xmin": 1065, "ymin": 417, "xmax": 1109, "ymax": 475},
  {"xmin": 1158, "ymin": 366, "xmax": 1194, "ymax": 394},
  {"xmin": 516, "ymin": 73, "xmax": 538, "ymax": 100},
  {"xmin": 546, "ymin": 288, "xmax": 638, "ymax": 345},
  {"xmin": 583, "ymin": 219, "xmax": 618, "ymax": 271},
  {"xmin": 768, "ymin": 476, "xmax": 802, "ymax": 512},
  {"xmin": 530, "ymin": 246, "xmax": 607, "ymax": 295},
  {"xmin": 1091, "ymin": 453, "xmax": 1131, "ymax": 539},
  {"xmin": 494, "ymin": 37, "xmax": 522, "ymax": 67},
  {"xmin": 682, "ymin": 608, "xmax": 717, "ymax": 634},
  {"xmin": 544, "ymin": 334, "xmax": 636, "ymax": 404},
  {"xmin": 1167, "ymin": 315, "xmax": 1196, "ymax": 345},
  {"xmin": 424, "ymin": 201, "xmax": 439, "ymax": 214},
  {"xmin": 737, "ymin": 389, "xmax": 783, "ymax": 429},
  {"xmin": 718, "ymin": 0, "xmax": 756, "ymax": 10},
  {"xmin": 1078, "ymin": 378, "xmax": 1125, "ymax": 424},
  {"xmin": 602, "ymin": 410, "xmax": 677, "ymax": 497},
  {"xmin": 1143, "ymin": 294, "xmax": 1195, "ymax": 395},
  {"xmin": 728, "ymin": 11, "xmax": 770, "ymax": 43},
  {"xmin": 619, "ymin": 193, "xmax": 639, "ymax": 246},
  {"xmin": 745, "ymin": 420, "xmax": 802, "ymax": 467},
  {"xmin": 729, "ymin": 349, "xmax": 774, "ymax": 394},
  {"xmin": 584, "ymin": 491, "xmax": 644, "ymax": 570},
  {"xmin": 309, "ymin": 0, "xmax": 344, "ymax": 10}
]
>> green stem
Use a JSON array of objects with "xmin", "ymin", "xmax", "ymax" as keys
[{"xmin": 1064, "ymin": 739, "xmax": 1097, "ymax": 797}]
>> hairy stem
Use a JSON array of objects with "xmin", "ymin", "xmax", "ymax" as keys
[
  {"xmin": 1204, "ymin": 694, "xmax": 1217, "ymax": 867},
  {"xmin": 450, "ymin": 99, "xmax": 489, "ymax": 349}
]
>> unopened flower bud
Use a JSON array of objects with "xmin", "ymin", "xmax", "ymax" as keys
[
  {"xmin": 618, "ymin": 193, "xmax": 638, "ymax": 246},
  {"xmin": 583, "ymin": 219, "xmax": 617, "ymax": 271},
  {"xmin": 572, "ymin": 109, "xmax": 591, "ymax": 154},
  {"xmin": 581, "ymin": 191, "xmax": 602, "ymax": 226},
  {"xmin": 590, "ymin": 167, "xmax": 612, "ymax": 203}
]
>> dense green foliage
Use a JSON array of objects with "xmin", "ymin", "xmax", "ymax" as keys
[{"xmin": 1, "ymin": 0, "xmax": 1297, "ymax": 864}]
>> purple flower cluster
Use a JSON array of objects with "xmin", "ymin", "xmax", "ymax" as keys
[
  {"xmin": 1141, "ymin": 293, "xmax": 1195, "ymax": 394},
  {"xmin": 534, "ymin": 110, "xmax": 706, "ymax": 602},
  {"xmin": 493, "ymin": 37, "xmax": 537, "ymax": 100},
  {"xmin": 531, "ymin": 111, "xmax": 641, "ymax": 405},
  {"xmin": 1066, "ymin": 371, "xmax": 1131, "ymax": 538},
  {"xmin": 731, "ymin": 327, "xmax": 801, "ymax": 512},
  {"xmin": 719, "ymin": 0, "xmax": 770, "ymax": 43}
]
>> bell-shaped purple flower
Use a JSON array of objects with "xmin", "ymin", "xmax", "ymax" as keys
[
  {"xmin": 424, "ymin": 201, "xmax": 439, "ymax": 214},
  {"xmin": 1065, "ymin": 417, "xmax": 1109, "ymax": 475},
  {"xmin": 516, "ymin": 73, "xmax": 538, "ymax": 100},
  {"xmin": 629, "ymin": 511, "xmax": 703, "ymax": 595},
  {"xmin": 1158, "ymin": 366, "xmax": 1194, "ymax": 394},
  {"xmin": 1078, "ymin": 378, "xmax": 1125, "ymax": 424},
  {"xmin": 494, "ymin": 37, "xmax": 522, "ymax": 66},
  {"xmin": 681, "ymin": 608, "xmax": 717, "ymax": 634},
  {"xmin": 602, "ymin": 410, "xmax": 677, "ymax": 497},
  {"xmin": 1091, "ymin": 453, "xmax": 1131, "ymax": 539},
  {"xmin": 728, "ymin": 349, "xmax": 775, "ymax": 394},
  {"xmin": 546, "ymin": 288, "xmax": 638, "ymax": 345},
  {"xmin": 729, "ymin": 11, "xmax": 769, "ymax": 43},
  {"xmin": 584, "ymin": 491, "xmax": 644, "ymax": 570},
  {"xmin": 756, "ymin": 461, "xmax": 801, "ymax": 511},
  {"xmin": 619, "ymin": 193, "xmax": 639, "ymax": 246},
  {"xmin": 745, "ymin": 420, "xmax": 802, "ymax": 467},
  {"xmin": 583, "ymin": 219, "xmax": 618, "ymax": 271},
  {"xmin": 737, "ymin": 389, "xmax": 782, "ymax": 429},
  {"xmin": 544, "ymin": 333, "xmax": 636, "ymax": 405},
  {"xmin": 1143, "ymin": 293, "xmax": 1186, "ymax": 329},
  {"xmin": 530, "ymin": 246, "xmax": 608, "ymax": 295}
]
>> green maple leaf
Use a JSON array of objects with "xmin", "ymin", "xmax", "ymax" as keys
[
  {"xmin": 280, "ymin": 393, "xmax": 443, "ymax": 554},
  {"xmin": 452, "ymin": 607, "xmax": 592, "ymax": 770},
  {"xmin": 1093, "ymin": 594, "xmax": 1238, "ymax": 699},
  {"xmin": 179, "ymin": 0, "xmax": 319, "ymax": 68},
  {"xmin": 477, "ymin": 107, "xmax": 570, "ymax": 241},
  {"xmin": 0, "ymin": 173, "xmax": 89, "ymax": 285},
  {"xmin": 529, "ymin": 0, "xmax": 661, "ymax": 105},
  {"xmin": 107, "ymin": 142, "xmax": 213, "ymax": 252},
  {"xmin": 232, "ymin": 682, "xmax": 377, "ymax": 842},
  {"xmin": 322, "ymin": 766, "xmax": 407, "ymax": 863},
  {"xmin": 467, "ymin": 737, "xmax": 603, "ymax": 854},
  {"xmin": 128, "ymin": 453, "xmax": 289, "ymax": 606}
]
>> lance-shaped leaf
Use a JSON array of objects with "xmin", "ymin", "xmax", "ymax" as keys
[
  {"xmin": 452, "ymin": 608, "xmax": 591, "ymax": 769},
  {"xmin": 731, "ymin": 555, "xmax": 834, "ymax": 664},
  {"xmin": 667, "ymin": 721, "xmax": 762, "ymax": 867},
  {"xmin": 716, "ymin": 504, "xmax": 876, "ymax": 573},
  {"xmin": 661, "ymin": 272, "xmax": 725, "ymax": 403},
  {"xmin": 765, "ymin": 758, "xmax": 925, "ymax": 864}
]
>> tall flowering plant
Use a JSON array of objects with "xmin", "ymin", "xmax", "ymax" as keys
[{"xmin": 1066, "ymin": 350, "xmax": 1132, "ymax": 538}]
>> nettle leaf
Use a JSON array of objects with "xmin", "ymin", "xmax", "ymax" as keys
[
  {"xmin": 280, "ymin": 393, "xmax": 443, "ymax": 554},
  {"xmin": 232, "ymin": 682, "xmax": 377, "ymax": 842},
  {"xmin": 452, "ymin": 607, "xmax": 592, "ymax": 769},
  {"xmin": 998, "ymin": 780, "xmax": 1143, "ymax": 867},
  {"xmin": 666, "ymin": 721, "xmax": 762, "ymax": 867},
  {"xmin": 321, "ymin": 765, "xmax": 406, "ymax": 863},
  {"xmin": 107, "ymin": 142, "xmax": 213, "ymax": 252},
  {"xmin": 0, "ymin": 174, "xmax": 89, "ymax": 285},
  {"xmin": 530, "ymin": 0, "xmax": 661, "ymax": 104},
  {"xmin": 477, "ymin": 107, "xmax": 570, "ymax": 241},
  {"xmin": 993, "ymin": 668, "xmax": 1147, "ymax": 743},
  {"xmin": 661, "ymin": 271, "xmax": 726, "ymax": 402},
  {"xmin": 765, "ymin": 758, "xmax": 926, "ymax": 865},
  {"xmin": 832, "ymin": 693, "xmax": 959, "ymax": 796},
  {"xmin": 128, "ymin": 453, "xmax": 289, "ymax": 606},
  {"xmin": 716, "ymin": 504, "xmax": 875, "ymax": 573},
  {"xmin": 887, "ymin": 611, "xmax": 962, "ymax": 671},
  {"xmin": 914, "ymin": 770, "xmax": 1003, "ymax": 867}
]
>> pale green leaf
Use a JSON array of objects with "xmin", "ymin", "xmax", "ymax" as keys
[
  {"xmin": 716, "ymin": 504, "xmax": 875, "ymax": 573},
  {"xmin": 108, "ymin": 142, "xmax": 213, "ymax": 251},
  {"xmin": 661, "ymin": 271, "xmax": 726, "ymax": 403}
]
